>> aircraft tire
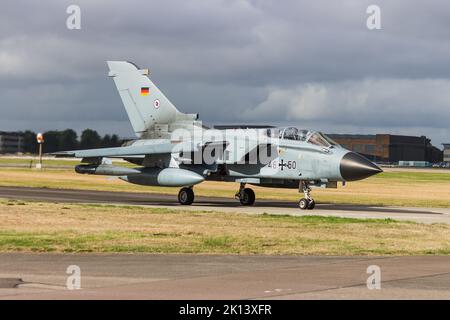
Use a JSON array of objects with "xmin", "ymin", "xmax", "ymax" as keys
[
  {"xmin": 239, "ymin": 188, "xmax": 255, "ymax": 206},
  {"xmin": 298, "ymin": 198, "xmax": 309, "ymax": 210},
  {"xmin": 307, "ymin": 199, "xmax": 315, "ymax": 210},
  {"xmin": 178, "ymin": 187, "xmax": 194, "ymax": 205}
]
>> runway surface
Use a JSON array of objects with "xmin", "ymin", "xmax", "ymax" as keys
[
  {"xmin": 1, "ymin": 187, "xmax": 449, "ymax": 299},
  {"xmin": 0, "ymin": 254, "xmax": 449, "ymax": 299},
  {"xmin": 0, "ymin": 186, "xmax": 450, "ymax": 224}
]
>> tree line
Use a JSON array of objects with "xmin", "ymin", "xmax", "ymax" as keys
[{"xmin": 20, "ymin": 129, "xmax": 122, "ymax": 154}]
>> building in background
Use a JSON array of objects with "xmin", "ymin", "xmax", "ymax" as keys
[
  {"xmin": 327, "ymin": 134, "xmax": 443, "ymax": 164},
  {"xmin": 0, "ymin": 132, "xmax": 24, "ymax": 154},
  {"xmin": 443, "ymin": 143, "xmax": 450, "ymax": 163}
]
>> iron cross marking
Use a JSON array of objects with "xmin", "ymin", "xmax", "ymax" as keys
[{"xmin": 279, "ymin": 159, "xmax": 287, "ymax": 171}]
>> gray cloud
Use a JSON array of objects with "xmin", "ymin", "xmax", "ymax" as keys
[
  {"xmin": 243, "ymin": 78, "xmax": 450, "ymax": 127},
  {"xmin": 0, "ymin": 0, "xmax": 450, "ymax": 145}
]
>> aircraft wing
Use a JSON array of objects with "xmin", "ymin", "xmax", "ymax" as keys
[{"xmin": 50, "ymin": 140, "xmax": 227, "ymax": 159}]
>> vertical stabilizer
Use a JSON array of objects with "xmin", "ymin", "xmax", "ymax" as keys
[{"xmin": 107, "ymin": 61, "xmax": 194, "ymax": 137}]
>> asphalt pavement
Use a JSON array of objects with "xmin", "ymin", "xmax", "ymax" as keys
[
  {"xmin": 0, "ymin": 186, "xmax": 449, "ymax": 224},
  {"xmin": 0, "ymin": 254, "xmax": 449, "ymax": 299}
]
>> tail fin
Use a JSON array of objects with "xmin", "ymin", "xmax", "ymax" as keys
[{"xmin": 107, "ymin": 61, "xmax": 196, "ymax": 137}]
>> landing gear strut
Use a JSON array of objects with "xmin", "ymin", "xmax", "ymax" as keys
[
  {"xmin": 298, "ymin": 181, "xmax": 315, "ymax": 210},
  {"xmin": 178, "ymin": 187, "xmax": 194, "ymax": 205},
  {"xmin": 235, "ymin": 183, "xmax": 255, "ymax": 206}
]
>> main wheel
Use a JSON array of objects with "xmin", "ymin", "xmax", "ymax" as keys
[
  {"xmin": 178, "ymin": 187, "xmax": 194, "ymax": 205},
  {"xmin": 239, "ymin": 188, "xmax": 255, "ymax": 206},
  {"xmin": 298, "ymin": 198, "xmax": 309, "ymax": 210},
  {"xmin": 307, "ymin": 199, "xmax": 315, "ymax": 210}
]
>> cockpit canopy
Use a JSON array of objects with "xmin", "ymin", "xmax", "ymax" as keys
[{"xmin": 267, "ymin": 127, "xmax": 339, "ymax": 148}]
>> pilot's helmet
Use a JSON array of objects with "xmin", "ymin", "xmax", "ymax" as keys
[{"xmin": 298, "ymin": 130, "xmax": 306, "ymax": 140}]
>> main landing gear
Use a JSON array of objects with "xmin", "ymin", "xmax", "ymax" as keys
[
  {"xmin": 298, "ymin": 181, "xmax": 315, "ymax": 210},
  {"xmin": 178, "ymin": 183, "xmax": 257, "ymax": 206},
  {"xmin": 178, "ymin": 182, "xmax": 315, "ymax": 210},
  {"xmin": 178, "ymin": 187, "xmax": 194, "ymax": 205},
  {"xmin": 235, "ymin": 183, "xmax": 255, "ymax": 206}
]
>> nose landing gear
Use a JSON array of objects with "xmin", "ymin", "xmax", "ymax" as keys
[
  {"xmin": 235, "ymin": 183, "xmax": 255, "ymax": 206},
  {"xmin": 298, "ymin": 181, "xmax": 315, "ymax": 210}
]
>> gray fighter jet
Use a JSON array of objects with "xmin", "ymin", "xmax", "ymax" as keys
[{"xmin": 53, "ymin": 61, "xmax": 382, "ymax": 210}]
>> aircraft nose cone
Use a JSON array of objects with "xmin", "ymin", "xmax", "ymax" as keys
[{"xmin": 340, "ymin": 152, "xmax": 383, "ymax": 181}]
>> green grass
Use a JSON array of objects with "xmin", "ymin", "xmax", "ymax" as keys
[
  {"xmin": 260, "ymin": 213, "xmax": 399, "ymax": 224},
  {"xmin": 0, "ymin": 158, "xmax": 78, "ymax": 167},
  {"xmin": 0, "ymin": 157, "xmax": 136, "ymax": 168},
  {"xmin": 1, "ymin": 200, "xmax": 450, "ymax": 255},
  {"xmin": 373, "ymin": 171, "xmax": 450, "ymax": 182}
]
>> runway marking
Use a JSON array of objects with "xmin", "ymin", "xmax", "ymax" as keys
[{"xmin": 264, "ymin": 288, "xmax": 292, "ymax": 294}]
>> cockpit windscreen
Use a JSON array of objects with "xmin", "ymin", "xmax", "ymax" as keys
[{"xmin": 278, "ymin": 127, "xmax": 339, "ymax": 148}]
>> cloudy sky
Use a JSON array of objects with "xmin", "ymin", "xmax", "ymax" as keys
[{"xmin": 1, "ymin": 0, "xmax": 450, "ymax": 146}]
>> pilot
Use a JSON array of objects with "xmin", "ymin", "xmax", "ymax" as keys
[{"xmin": 298, "ymin": 130, "xmax": 307, "ymax": 141}]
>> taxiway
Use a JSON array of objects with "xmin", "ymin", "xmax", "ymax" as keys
[{"xmin": 0, "ymin": 186, "xmax": 449, "ymax": 224}]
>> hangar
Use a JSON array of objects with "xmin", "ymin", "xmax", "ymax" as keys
[
  {"xmin": 0, "ymin": 131, "xmax": 24, "ymax": 154},
  {"xmin": 327, "ymin": 134, "xmax": 443, "ymax": 164},
  {"xmin": 443, "ymin": 143, "xmax": 450, "ymax": 164}
]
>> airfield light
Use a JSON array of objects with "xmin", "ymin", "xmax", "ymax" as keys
[{"xmin": 36, "ymin": 133, "xmax": 44, "ymax": 169}]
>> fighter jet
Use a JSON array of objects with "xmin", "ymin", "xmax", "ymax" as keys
[{"xmin": 53, "ymin": 61, "xmax": 382, "ymax": 210}]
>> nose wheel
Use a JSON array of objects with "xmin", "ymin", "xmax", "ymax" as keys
[
  {"xmin": 178, "ymin": 187, "xmax": 194, "ymax": 205},
  {"xmin": 299, "ymin": 198, "xmax": 315, "ymax": 210},
  {"xmin": 235, "ymin": 183, "xmax": 255, "ymax": 206},
  {"xmin": 299, "ymin": 182, "xmax": 315, "ymax": 210}
]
